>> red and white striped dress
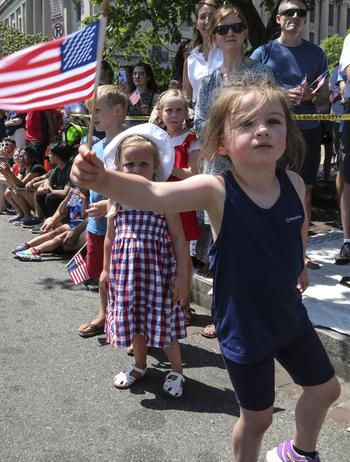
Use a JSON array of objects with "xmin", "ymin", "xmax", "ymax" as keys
[{"xmin": 105, "ymin": 208, "xmax": 187, "ymax": 349}]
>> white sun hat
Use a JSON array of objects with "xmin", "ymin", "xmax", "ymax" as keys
[{"xmin": 103, "ymin": 123, "xmax": 175, "ymax": 181}]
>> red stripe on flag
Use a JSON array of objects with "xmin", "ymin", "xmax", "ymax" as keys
[
  {"xmin": 0, "ymin": 39, "xmax": 64, "ymax": 71},
  {"xmin": 68, "ymin": 251, "xmax": 89, "ymax": 285},
  {"xmin": 1, "ymin": 67, "xmax": 95, "ymax": 99},
  {"xmin": 1, "ymin": 69, "xmax": 60, "ymax": 89},
  {"xmin": 1, "ymin": 74, "xmax": 95, "ymax": 105}
]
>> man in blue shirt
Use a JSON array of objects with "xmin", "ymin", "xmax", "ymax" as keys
[{"xmin": 251, "ymin": 0, "xmax": 329, "ymax": 269}]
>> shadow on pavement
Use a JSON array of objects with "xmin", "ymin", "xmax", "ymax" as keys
[{"xmin": 36, "ymin": 276, "xmax": 85, "ymax": 290}]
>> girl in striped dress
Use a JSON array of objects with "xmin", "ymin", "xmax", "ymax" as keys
[{"xmin": 101, "ymin": 124, "xmax": 188, "ymax": 398}]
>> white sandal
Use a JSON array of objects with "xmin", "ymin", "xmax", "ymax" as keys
[
  {"xmin": 163, "ymin": 371, "xmax": 185, "ymax": 398},
  {"xmin": 113, "ymin": 364, "xmax": 147, "ymax": 389}
]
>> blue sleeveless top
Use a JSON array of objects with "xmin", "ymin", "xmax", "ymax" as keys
[{"xmin": 210, "ymin": 170, "xmax": 312, "ymax": 364}]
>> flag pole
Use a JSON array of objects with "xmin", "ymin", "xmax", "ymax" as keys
[
  {"xmin": 64, "ymin": 242, "xmax": 88, "ymax": 268},
  {"xmin": 87, "ymin": 0, "xmax": 110, "ymax": 149}
]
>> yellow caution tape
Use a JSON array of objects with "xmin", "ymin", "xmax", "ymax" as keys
[
  {"xmin": 70, "ymin": 114, "xmax": 150, "ymax": 122},
  {"xmin": 292, "ymin": 113, "xmax": 350, "ymax": 120},
  {"xmin": 70, "ymin": 113, "xmax": 90, "ymax": 119},
  {"xmin": 125, "ymin": 115, "xmax": 149, "ymax": 121},
  {"xmin": 70, "ymin": 112, "xmax": 350, "ymax": 122}
]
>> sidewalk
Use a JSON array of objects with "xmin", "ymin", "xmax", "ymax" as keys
[
  {"xmin": 1, "ymin": 214, "xmax": 350, "ymax": 461},
  {"xmin": 189, "ymin": 303, "xmax": 350, "ymax": 433}
]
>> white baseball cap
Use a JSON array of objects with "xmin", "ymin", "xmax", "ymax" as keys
[{"xmin": 103, "ymin": 123, "xmax": 175, "ymax": 181}]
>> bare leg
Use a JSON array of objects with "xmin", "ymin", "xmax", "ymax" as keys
[
  {"xmin": 304, "ymin": 185, "xmax": 312, "ymax": 227},
  {"xmin": 34, "ymin": 192, "xmax": 45, "ymax": 218},
  {"xmin": 183, "ymin": 252, "xmax": 195, "ymax": 325},
  {"xmin": 4, "ymin": 189, "xmax": 23, "ymax": 214},
  {"xmin": 79, "ymin": 278, "xmax": 107, "ymax": 333},
  {"xmin": 7, "ymin": 190, "xmax": 32, "ymax": 216},
  {"xmin": 16, "ymin": 190, "xmax": 36, "ymax": 210},
  {"xmin": 0, "ymin": 175, "xmax": 8, "ymax": 211},
  {"xmin": 164, "ymin": 340, "xmax": 182, "ymax": 374},
  {"xmin": 33, "ymin": 233, "xmax": 67, "ymax": 253},
  {"xmin": 294, "ymin": 375, "xmax": 340, "ymax": 452},
  {"xmin": 233, "ymin": 407, "xmax": 273, "ymax": 462},
  {"xmin": 25, "ymin": 224, "xmax": 70, "ymax": 247},
  {"xmin": 336, "ymin": 171, "xmax": 344, "ymax": 205},
  {"xmin": 304, "ymin": 185, "xmax": 320, "ymax": 270},
  {"xmin": 131, "ymin": 333, "xmax": 147, "ymax": 378},
  {"xmin": 340, "ymin": 182, "xmax": 350, "ymax": 239}
]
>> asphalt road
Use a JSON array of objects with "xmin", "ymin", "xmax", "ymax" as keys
[{"xmin": 1, "ymin": 215, "xmax": 349, "ymax": 462}]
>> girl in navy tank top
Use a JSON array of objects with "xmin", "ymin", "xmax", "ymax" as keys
[{"xmin": 70, "ymin": 73, "xmax": 340, "ymax": 462}]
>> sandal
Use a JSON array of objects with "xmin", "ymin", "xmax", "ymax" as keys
[
  {"xmin": 78, "ymin": 322, "xmax": 105, "ymax": 338},
  {"xmin": 305, "ymin": 255, "xmax": 321, "ymax": 270},
  {"xmin": 126, "ymin": 345, "xmax": 134, "ymax": 356},
  {"xmin": 163, "ymin": 371, "xmax": 185, "ymax": 398},
  {"xmin": 113, "ymin": 364, "xmax": 147, "ymax": 389},
  {"xmin": 200, "ymin": 323, "xmax": 217, "ymax": 339},
  {"xmin": 183, "ymin": 306, "xmax": 196, "ymax": 327},
  {"xmin": 197, "ymin": 263, "xmax": 213, "ymax": 278}
]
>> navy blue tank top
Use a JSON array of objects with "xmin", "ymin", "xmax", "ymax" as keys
[{"xmin": 210, "ymin": 170, "xmax": 312, "ymax": 364}]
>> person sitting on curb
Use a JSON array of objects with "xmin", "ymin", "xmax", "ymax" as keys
[
  {"xmin": 0, "ymin": 137, "xmax": 17, "ymax": 213},
  {"xmin": 2, "ymin": 146, "xmax": 46, "ymax": 226},
  {"xmin": 33, "ymin": 143, "xmax": 74, "ymax": 221},
  {"xmin": 13, "ymin": 187, "xmax": 87, "ymax": 261}
]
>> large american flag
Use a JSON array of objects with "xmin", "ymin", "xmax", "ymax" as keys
[{"xmin": 0, "ymin": 20, "xmax": 101, "ymax": 112}]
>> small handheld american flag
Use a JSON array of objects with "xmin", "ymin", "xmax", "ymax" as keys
[
  {"xmin": 129, "ymin": 89, "xmax": 141, "ymax": 106},
  {"xmin": 65, "ymin": 243, "xmax": 89, "ymax": 285}
]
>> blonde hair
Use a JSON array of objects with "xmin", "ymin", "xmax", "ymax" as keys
[
  {"xmin": 201, "ymin": 73, "xmax": 305, "ymax": 172},
  {"xmin": 209, "ymin": 6, "xmax": 248, "ymax": 48},
  {"xmin": 156, "ymin": 89, "xmax": 189, "ymax": 112},
  {"xmin": 85, "ymin": 84, "xmax": 128, "ymax": 113},
  {"xmin": 107, "ymin": 135, "xmax": 160, "ymax": 217}
]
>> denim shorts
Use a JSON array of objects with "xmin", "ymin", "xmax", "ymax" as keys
[{"xmin": 222, "ymin": 328, "xmax": 335, "ymax": 411}]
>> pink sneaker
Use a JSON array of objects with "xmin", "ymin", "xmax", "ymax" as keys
[{"xmin": 266, "ymin": 440, "xmax": 321, "ymax": 461}]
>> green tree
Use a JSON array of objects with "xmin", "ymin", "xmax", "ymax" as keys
[
  {"xmin": 0, "ymin": 20, "xmax": 46, "ymax": 57},
  {"xmin": 87, "ymin": 0, "xmax": 330, "ymax": 83},
  {"xmin": 320, "ymin": 34, "xmax": 345, "ymax": 73}
]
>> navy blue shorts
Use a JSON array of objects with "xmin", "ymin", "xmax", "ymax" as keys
[
  {"xmin": 222, "ymin": 329, "xmax": 335, "ymax": 411},
  {"xmin": 299, "ymin": 127, "xmax": 322, "ymax": 185}
]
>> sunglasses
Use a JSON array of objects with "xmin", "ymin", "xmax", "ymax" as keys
[
  {"xmin": 279, "ymin": 8, "xmax": 307, "ymax": 17},
  {"xmin": 214, "ymin": 23, "xmax": 246, "ymax": 35}
]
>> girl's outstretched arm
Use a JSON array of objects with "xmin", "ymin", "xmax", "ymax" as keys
[{"xmin": 70, "ymin": 145, "xmax": 225, "ymax": 223}]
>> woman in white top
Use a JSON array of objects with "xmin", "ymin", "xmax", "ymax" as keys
[{"xmin": 182, "ymin": 0, "xmax": 223, "ymax": 105}]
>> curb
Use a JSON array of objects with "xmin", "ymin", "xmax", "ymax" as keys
[{"xmin": 191, "ymin": 274, "xmax": 350, "ymax": 381}]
